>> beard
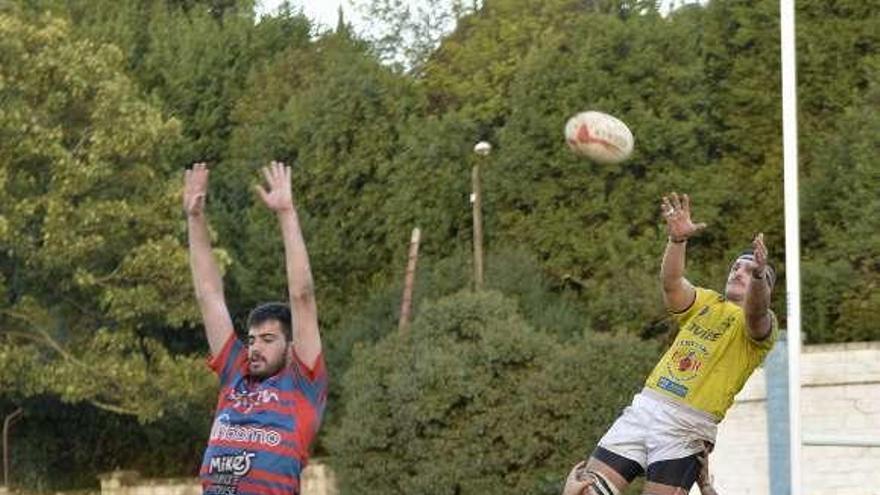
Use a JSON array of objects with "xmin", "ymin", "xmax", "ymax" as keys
[{"xmin": 248, "ymin": 354, "xmax": 285, "ymax": 378}]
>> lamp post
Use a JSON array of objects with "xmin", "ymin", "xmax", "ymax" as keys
[{"xmin": 472, "ymin": 141, "xmax": 491, "ymax": 290}]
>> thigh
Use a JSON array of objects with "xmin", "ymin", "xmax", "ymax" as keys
[
  {"xmin": 589, "ymin": 446, "xmax": 645, "ymax": 487},
  {"xmin": 642, "ymin": 453, "xmax": 700, "ymax": 495},
  {"xmin": 596, "ymin": 405, "xmax": 649, "ymax": 470}
]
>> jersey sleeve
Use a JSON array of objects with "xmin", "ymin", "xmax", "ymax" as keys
[
  {"xmin": 207, "ymin": 332, "xmax": 245, "ymax": 387},
  {"xmin": 292, "ymin": 351, "xmax": 328, "ymax": 410},
  {"xmin": 670, "ymin": 287, "xmax": 718, "ymax": 323}
]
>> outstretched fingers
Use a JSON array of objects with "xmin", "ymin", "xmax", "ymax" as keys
[
  {"xmin": 184, "ymin": 162, "xmax": 210, "ymax": 214},
  {"xmin": 262, "ymin": 161, "xmax": 288, "ymax": 187},
  {"xmin": 669, "ymin": 192, "xmax": 682, "ymax": 211},
  {"xmin": 254, "ymin": 182, "xmax": 270, "ymax": 204},
  {"xmin": 661, "ymin": 196, "xmax": 675, "ymax": 217},
  {"xmin": 261, "ymin": 163, "xmax": 275, "ymax": 187},
  {"xmin": 753, "ymin": 232, "xmax": 767, "ymax": 268}
]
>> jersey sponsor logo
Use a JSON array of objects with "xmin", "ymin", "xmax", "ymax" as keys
[
  {"xmin": 657, "ymin": 377, "xmax": 689, "ymax": 397},
  {"xmin": 686, "ymin": 322, "xmax": 723, "ymax": 341},
  {"xmin": 665, "ymin": 339, "xmax": 709, "ymax": 382},
  {"xmin": 210, "ymin": 414, "xmax": 282, "ymax": 447},
  {"xmin": 205, "ymin": 484, "xmax": 238, "ymax": 495},
  {"xmin": 227, "ymin": 386, "xmax": 280, "ymax": 414},
  {"xmin": 204, "ymin": 450, "xmax": 256, "ymax": 495},
  {"xmin": 209, "ymin": 450, "xmax": 256, "ymax": 476}
]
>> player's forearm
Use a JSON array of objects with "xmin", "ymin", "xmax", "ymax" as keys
[
  {"xmin": 187, "ymin": 213, "xmax": 225, "ymax": 299},
  {"xmin": 745, "ymin": 275, "xmax": 771, "ymax": 328},
  {"xmin": 660, "ymin": 239, "xmax": 688, "ymax": 289},
  {"xmin": 277, "ymin": 208, "xmax": 321, "ymax": 364},
  {"xmin": 277, "ymin": 208, "xmax": 316, "ymax": 303}
]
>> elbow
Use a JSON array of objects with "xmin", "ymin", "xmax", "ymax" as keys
[
  {"xmin": 661, "ymin": 276, "xmax": 682, "ymax": 293},
  {"xmin": 290, "ymin": 281, "xmax": 316, "ymax": 304}
]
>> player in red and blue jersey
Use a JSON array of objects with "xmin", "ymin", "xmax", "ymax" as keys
[{"xmin": 184, "ymin": 161, "xmax": 327, "ymax": 495}]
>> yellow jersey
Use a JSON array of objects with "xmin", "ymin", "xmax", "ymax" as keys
[{"xmin": 644, "ymin": 287, "xmax": 778, "ymax": 420}]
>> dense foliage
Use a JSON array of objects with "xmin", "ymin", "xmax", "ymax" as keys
[
  {"xmin": 328, "ymin": 290, "xmax": 657, "ymax": 495},
  {"xmin": 0, "ymin": 0, "xmax": 877, "ymax": 491}
]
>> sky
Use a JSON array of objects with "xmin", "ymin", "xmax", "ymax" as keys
[
  {"xmin": 254, "ymin": 1, "xmax": 705, "ymax": 33},
  {"xmin": 256, "ymin": 0, "xmax": 351, "ymax": 29}
]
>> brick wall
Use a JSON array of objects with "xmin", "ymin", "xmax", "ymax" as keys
[{"xmin": 701, "ymin": 341, "xmax": 880, "ymax": 495}]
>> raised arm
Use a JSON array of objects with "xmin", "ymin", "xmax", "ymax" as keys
[
  {"xmin": 659, "ymin": 192, "xmax": 706, "ymax": 312},
  {"xmin": 184, "ymin": 163, "xmax": 234, "ymax": 356},
  {"xmin": 255, "ymin": 161, "xmax": 321, "ymax": 369},
  {"xmin": 744, "ymin": 233, "xmax": 773, "ymax": 340}
]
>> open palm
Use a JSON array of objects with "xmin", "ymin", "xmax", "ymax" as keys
[
  {"xmin": 661, "ymin": 192, "xmax": 707, "ymax": 241},
  {"xmin": 256, "ymin": 161, "xmax": 294, "ymax": 213},
  {"xmin": 183, "ymin": 162, "xmax": 210, "ymax": 216}
]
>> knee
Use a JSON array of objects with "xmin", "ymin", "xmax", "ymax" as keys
[{"xmin": 563, "ymin": 462, "xmax": 621, "ymax": 495}]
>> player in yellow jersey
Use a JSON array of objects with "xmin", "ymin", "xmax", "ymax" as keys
[{"xmin": 562, "ymin": 192, "xmax": 777, "ymax": 495}]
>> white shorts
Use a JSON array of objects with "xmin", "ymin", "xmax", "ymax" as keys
[{"xmin": 597, "ymin": 388, "xmax": 718, "ymax": 469}]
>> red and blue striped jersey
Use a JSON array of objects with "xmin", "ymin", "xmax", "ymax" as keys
[{"xmin": 200, "ymin": 333, "xmax": 327, "ymax": 495}]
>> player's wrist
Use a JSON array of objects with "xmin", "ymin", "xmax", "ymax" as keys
[
  {"xmin": 274, "ymin": 204, "xmax": 296, "ymax": 215},
  {"xmin": 185, "ymin": 208, "xmax": 205, "ymax": 219},
  {"xmin": 668, "ymin": 235, "xmax": 687, "ymax": 244}
]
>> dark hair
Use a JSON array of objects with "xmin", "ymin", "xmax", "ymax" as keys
[
  {"xmin": 246, "ymin": 302, "xmax": 292, "ymax": 341},
  {"xmin": 734, "ymin": 249, "xmax": 776, "ymax": 288}
]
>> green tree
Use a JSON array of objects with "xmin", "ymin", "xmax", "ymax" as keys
[
  {"xmin": 328, "ymin": 289, "xmax": 657, "ymax": 494},
  {"xmin": 223, "ymin": 31, "xmax": 422, "ymax": 326},
  {"xmin": 481, "ymin": 7, "xmax": 711, "ymax": 334},
  {"xmin": 0, "ymin": 13, "xmax": 212, "ymax": 422},
  {"xmin": 800, "ymin": 75, "xmax": 880, "ymax": 343},
  {"xmin": 350, "ymin": 0, "xmax": 480, "ymax": 70}
]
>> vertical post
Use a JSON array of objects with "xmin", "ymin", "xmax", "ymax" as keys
[
  {"xmin": 3, "ymin": 407, "xmax": 23, "ymax": 489},
  {"xmin": 471, "ymin": 162, "xmax": 484, "ymax": 291},
  {"xmin": 472, "ymin": 141, "xmax": 491, "ymax": 291},
  {"xmin": 766, "ymin": 332, "xmax": 791, "ymax": 495},
  {"xmin": 398, "ymin": 227, "xmax": 421, "ymax": 335},
  {"xmin": 780, "ymin": 0, "xmax": 802, "ymax": 492}
]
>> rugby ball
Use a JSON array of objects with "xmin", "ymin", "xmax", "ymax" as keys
[{"xmin": 565, "ymin": 111, "xmax": 634, "ymax": 163}]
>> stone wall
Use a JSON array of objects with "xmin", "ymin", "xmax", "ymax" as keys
[{"xmin": 703, "ymin": 341, "xmax": 880, "ymax": 495}]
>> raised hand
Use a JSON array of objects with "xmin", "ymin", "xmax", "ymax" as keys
[
  {"xmin": 184, "ymin": 162, "xmax": 210, "ymax": 217},
  {"xmin": 752, "ymin": 232, "xmax": 768, "ymax": 277},
  {"xmin": 661, "ymin": 192, "xmax": 707, "ymax": 242},
  {"xmin": 255, "ymin": 161, "xmax": 294, "ymax": 213},
  {"xmin": 562, "ymin": 461, "xmax": 592, "ymax": 495}
]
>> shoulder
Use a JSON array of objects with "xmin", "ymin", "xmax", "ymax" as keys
[{"xmin": 672, "ymin": 287, "xmax": 722, "ymax": 321}]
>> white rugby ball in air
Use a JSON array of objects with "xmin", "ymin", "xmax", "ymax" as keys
[{"xmin": 564, "ymin": 111, "xmax": 634, "ymax": 164}]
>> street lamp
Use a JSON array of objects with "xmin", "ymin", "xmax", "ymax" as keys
[{"xmin": 471, "ymin": 141, "xmax": 491, "ymax": 290}]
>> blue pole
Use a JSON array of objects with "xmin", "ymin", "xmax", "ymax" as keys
[{"xmin": 766, "ymin": 330, "xmax": 791, "ymax": 495}]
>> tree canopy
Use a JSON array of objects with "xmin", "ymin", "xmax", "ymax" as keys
[{"xmin": 1, "ymin": 0, "xmax": 878, "ymax": 489}]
